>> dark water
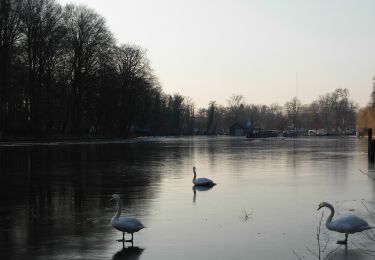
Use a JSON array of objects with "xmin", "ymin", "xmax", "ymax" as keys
[{"xmin": 1, "ymin": 136, "xmax": 375, "ymax": 259}]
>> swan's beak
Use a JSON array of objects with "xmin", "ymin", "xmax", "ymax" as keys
[{"xmin": 317, "ymin": 205, "xmax": 322, "ymax": 211}]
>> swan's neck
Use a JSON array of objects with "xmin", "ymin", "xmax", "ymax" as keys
[
  {"xmin": 193, "ymin": 168, "xmax": 196, "ymax": 180},
  {"xmin": 115, "ymin": 200, "xmax": 122, "ymax": 219},
  {"xmin": 325, "ymin": 204, "xmax": 335, "ymax": 228}
]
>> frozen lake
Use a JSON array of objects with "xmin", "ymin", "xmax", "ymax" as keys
[{"xmin": 1, "ymin": 136, "xmax": 375, "ymax": 259}]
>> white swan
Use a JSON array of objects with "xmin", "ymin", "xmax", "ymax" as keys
[
  {"xmin": 192, "ymin": 166, "xmax": 216, "ymax": 186},
  {"xmin": 111, "ymin": 194, "xmax": 145, "ymax": 243},
  {"xmin": 317, "ymin": 202, "xmax": 373, "ymax": 244}
]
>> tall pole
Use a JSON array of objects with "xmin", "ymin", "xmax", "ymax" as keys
[{"xmin": 296, "ymin": 72, "xmax": 298, "ymax": 99}]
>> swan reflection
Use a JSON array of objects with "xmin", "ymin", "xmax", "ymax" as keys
[
  {"xmin": 192, "ymin": 185, "xmax": 213, "ymax": 203},
  {"xmin": 112, "ymin": 246, "xmax": 144, "ymax": 260}
]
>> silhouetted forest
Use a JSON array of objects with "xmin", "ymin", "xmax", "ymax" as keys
[
  {"xmin": 0, "ymin": 0, "xmax": 196, "ymax": 137},
  {"xmin": 0, "ymin": 0, "xmax": 360, "ymax": 139}
]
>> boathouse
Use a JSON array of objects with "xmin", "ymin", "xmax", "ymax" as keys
[{"xmin": 229, "ymin": 123, "xmax": 244, "ymax": 136}]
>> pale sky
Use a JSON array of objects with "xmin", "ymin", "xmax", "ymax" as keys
[{"xmin": 58, "ymin": 0, "xmax": 375, "ymax": 108}]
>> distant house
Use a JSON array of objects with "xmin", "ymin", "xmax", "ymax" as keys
[{"xmin": 229, "ymin": 123, "xmax": 244, "ymax": 136}]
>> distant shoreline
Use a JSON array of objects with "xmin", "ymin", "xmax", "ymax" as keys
[
  {"xmin": 0, "ymin": 135, "xmax": 134, "ymax": 143},
  {"xmin": 0, "ymin": 132, "xmax": 360, "ymax": 145},
  {"xmin": 0, "ymin": 134, "xmax": 203, "ymax": 144}
]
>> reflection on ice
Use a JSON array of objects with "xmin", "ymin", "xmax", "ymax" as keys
[
  {"xmin": 112, "ymin": 246, "xmax": 144, "ymax": 260},
  {"xmin": 0, "ymin": 136, "xmax": 373, "ymax": 259},
  {"xmin": 192, "ymin": 185, "xmax": 213, "ymax": 203}
]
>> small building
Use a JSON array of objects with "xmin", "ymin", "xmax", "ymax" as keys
[{"xmin": 229, "ymin": 123, "xmax": 244, "ymax": 136}]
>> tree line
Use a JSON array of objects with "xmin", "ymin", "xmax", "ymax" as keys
[
  {"xmin": 197, "ymin": 88, "xmax": 357, "ymax": 135},
  {"xmin": 0, "ymin": 0, "xmax": 359, "ymax": 138},
  {"xmin": 0, "ymin": 0, "xmax": 195, "ymax": 137}
]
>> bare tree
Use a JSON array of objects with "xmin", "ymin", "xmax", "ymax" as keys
[
  {"xmin": 285, "ymin": 97, "xmax": 302, "ymax": 131},
  {"xmin": 18, "ymin": 0, "xmax": 67, "ymax": 133},
  {"xmin": 114, "ymin": 44, "xmax": 155, "ymax": 135},
  {"xmin": 315, "ymin": 88, "xmax": 357, "ymax": 134},
  {"xmin": 227, "ymin": 94, "xmax": 246, "ymax": 125},
  {"xmin": 0, "ymin": 0, "xmax": 23, "ymax": 134},
  {"xmin": 181, "ymin": 96, "xmax": 195, "ymax": 134},
  {"xmin": 62, "ymin": 4, "xmax": 113, "ymax": 133}
]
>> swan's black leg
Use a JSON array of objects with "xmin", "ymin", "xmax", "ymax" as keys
[
  {"xmin": 116, "ymin": 232, "xmax": 125, "ymax": 242},
  {"xmin": 337, "ymin": 234, "xmax": 348, "ymax": 245}
]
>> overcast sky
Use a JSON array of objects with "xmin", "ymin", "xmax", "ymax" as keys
[{"xmin": 58, "ymin": 0, "xmax": 375, "ymax": 108}]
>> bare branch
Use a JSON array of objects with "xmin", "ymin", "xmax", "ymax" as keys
[
  {"xmin": 292, "ymin": 250, "xmax": 303, "ymax": 260},
  {"xmin": 359, "ymin": 169, "xmax": 375, "ymax": 181}
]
